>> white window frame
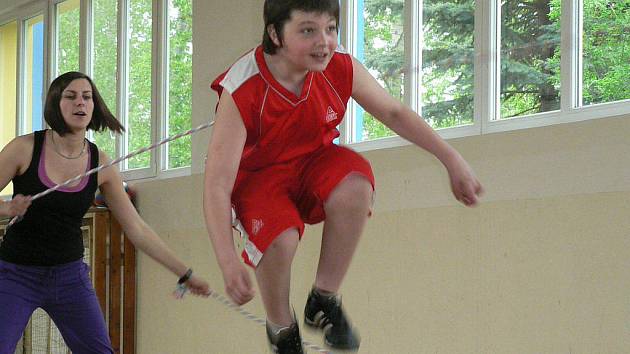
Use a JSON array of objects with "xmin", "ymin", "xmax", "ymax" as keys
[
  {"xmin": 1, "ymin": 0, "xmax": 193, "ymax": 184},
  {"xmin": 0, "ymin": 1, "xmax": 48, "ymax": 137},
  {"xmin": 156, "ymin": 0, "xmax": 191, "ymax": 179},
  {"xmin": 116, "ymin": 0, "xmax": 192, "ymax": 180},
  {"xmin": 341, "ymin": 0, "xmax": 630, "ymax": 153}
]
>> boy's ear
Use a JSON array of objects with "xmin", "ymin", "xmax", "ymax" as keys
[{"xmin": 267, "ymin": 24, "xmax": 281, "ymax": 47}]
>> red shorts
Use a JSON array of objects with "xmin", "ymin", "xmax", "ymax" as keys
[{"xmin": 232, "ymin": 145, "xmax": 375, "ymax": 267}]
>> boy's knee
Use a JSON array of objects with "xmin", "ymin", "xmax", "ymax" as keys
[
  {"xmin": 326, "ymin": 175, "xmax": 373, "ymax": 212},
  {"xmin": 263, "ymin": 228, "xmax": 300, "ymax": 262}
]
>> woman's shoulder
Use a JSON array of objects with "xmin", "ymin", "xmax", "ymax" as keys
[
  {"xmin": 7, "ymin": 133, "xmax": 36, "ymax": 151},
  {"xmin": 96, "ymin": 148, "xmax": 111, "ymax": 165},
  {"xmin": 1, "ymin": 133, "xmax": 37, "ymax": 176}
]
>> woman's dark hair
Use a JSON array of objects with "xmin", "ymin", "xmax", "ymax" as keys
[
  {"xmin": 44, "ymin": 71, "xmax": 124, "ymax": 136},
  {"xmin": 262, "ymin": 0, "xmax": 340, "ymax": 54}
]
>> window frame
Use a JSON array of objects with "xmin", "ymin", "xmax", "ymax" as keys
[
  {"xmin": 2, "ymin": 0, "xmax": 629, "ymax": 182},
  {"xmin": 5, "ymin": 2, "xmax": 48, "ymax": 137},
  {"xmin": 0, "ymin": 0, "xmax": 193, "ymax": 185},
  {"xmin": 340, "ymin": 0, "xmax": 630, "ymax": 153}
]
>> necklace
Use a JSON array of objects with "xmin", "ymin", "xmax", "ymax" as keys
[{"xmin": 50, "ymin": 131, "xmax": 87, "ymax": 160}]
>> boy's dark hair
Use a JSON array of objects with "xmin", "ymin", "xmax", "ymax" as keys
[
  {"xmin": 44, "ymin": 71, "xmax": 124, "ymax": 136},
  {"xmin": 262, "ymin": 0, "xmax": 340, "ymax": 54}
]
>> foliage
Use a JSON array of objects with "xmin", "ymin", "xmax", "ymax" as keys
[
  {"xmin": 167, "ymin": 0, "xmax": 193, "ymax": 168},
  {"xmin": 55, "ymin": 0, "xmax": 629, "ymax": 148},
  {"xmin": 582, "ymin": 0, "xmax": 630, "ymax": 105},
  {"xmin": 92, "ymin": 0, "xmax": 118, "ymax": 158},
  {"xmin": 58, "ymin": 0, "xmax": 192, "ymax": 170},
  {"xmin": 361, "ymin": 0, "xmax": 630, "ymax": 139}
]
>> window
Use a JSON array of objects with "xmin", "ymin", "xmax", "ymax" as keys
[
  {"xmin": 353, "ymin": 0, "xmax": 404, "ymax": 142},
  {"xmin": 91, "ymin": 0, "xmax": 118, "ymax": 158},
  {"xmin": 0, "ymin": 21, "xmax": 18, "ymax": 196},
  {"xmin": 165, "ymin": 0, "xmax": 193, "ymax": 169},
  {"xmin": 55, "ymin": 0, "xmax": 80, "ymax": 76},
  {"xmin": 125, "ymin": 0, "xmax": 153, "ymax": 171},
  {"xmin": 582, "ymin": 0, "xmax": 630, "ymax": 106},
  {"xmin": 350, "ymin": 0, "xmax": 475, "ymax": 143},
  {"xmin": 343, "ymin": 0, "xmax": 630, "ymax": 147},
  {"xmin": 420, "ymin": 0, "xmax": 475, "ymax": 127},
  {"xmin": 500, "ymin": 0, "xmax": 561, "ymax": 119},
  {"xmin": 1, "ymin": 0, "xmax": 194, "ymax": 187},
  {"xmin": 24, "ymin": 15, "xmax": 45, "ymax": 134}
]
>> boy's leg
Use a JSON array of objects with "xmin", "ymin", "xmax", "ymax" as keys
[
  {"xmin": 255, "ymin": 228, "xmax": 305, "ymax": 353},
  {"xmin": 255, "ymin": 227, "xmax": 300, "ymax": 327},
  {"xmin": 298, "ymin": 145, "xmax": 374, "ymax": 292},
  {"xmin": 306, "ymin": 174, "xmax": 371, "ymax": 350},
  {"xmin": 298, "ymin": 145, "xmax": 374, "ymax": 350},
  {"xmin": 233, "ymin": 164, "xmax": 306, "ymax": 352},
  {"xmin": 316, "ymin": 173, "xmax": 373, "ymax": 292}
]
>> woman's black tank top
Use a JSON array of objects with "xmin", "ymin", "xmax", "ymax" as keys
[{"xmin": 0, "ymin": 130, "xmax": 99, "ymax": 265}]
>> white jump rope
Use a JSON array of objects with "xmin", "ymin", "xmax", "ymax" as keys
[{"xmin": 7, "ymin": 121, "xmax": 332, "ymax": 353}]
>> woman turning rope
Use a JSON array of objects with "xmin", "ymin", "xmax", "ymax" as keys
[{"xmin": 0, "ymin": 71, "xmax": 210, "ymax": 354}]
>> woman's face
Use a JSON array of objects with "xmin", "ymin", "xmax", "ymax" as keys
[
  {"xmin": 273, "ymin": 10, "xmax": 339, "ymax": 72},
  {"xmin": 59, "ymin": 78, "xmax": 94, "ymax": 133}
]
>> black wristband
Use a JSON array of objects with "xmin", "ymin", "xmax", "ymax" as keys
[{"xmin": 178, "ymin": 268, "xmax": 193, "ymax": 284}]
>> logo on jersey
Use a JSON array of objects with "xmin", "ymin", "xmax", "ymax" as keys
[
  {"xmin": 252, "ymin": 219, "xmax": 264, "ymax": 236},
  {"xmin": 325, "ymin": 106, "xmax": 338, "ymax": 123}
]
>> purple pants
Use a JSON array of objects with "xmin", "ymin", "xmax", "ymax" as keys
[{"xmin": 0, "ymin": 259, "xmax": 113, "ymax": 354}]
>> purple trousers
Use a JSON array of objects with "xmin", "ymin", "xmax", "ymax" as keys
[{"xmin": 0, "ymin": 259, "xmax": 113, "ymax": 354}]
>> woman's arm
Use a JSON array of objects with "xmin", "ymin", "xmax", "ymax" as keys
[
  {"xmin": 0, "ymin": 136, "xmax": 33, "ymax": 217},
  {"xmin": 203, "ymin": 91, "xmax": 255, "ymax": 305},
  {"xmin": 351, "ymin": 57, "xmax": 483, "ymax": 206},
  {"xmin": 98, "ymin": 154, "xmax": 209, "ymax": 295}
]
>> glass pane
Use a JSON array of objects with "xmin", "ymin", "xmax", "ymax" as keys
[
  {"xmin": 421, "ymin": 0, "xmax": 475, "ymax": 129},
  {"xmin": 25, "ymin": 15, "xmax": 45, "ymax": 134},
  {"xmin": 166, "ymin": 0, "xmax": 193, "ymax": 169},
  {"xmin": 582, "ymin": 0, "xmax": 630, "ymax": 105},
  {"xmin": 356, "ymin": 0, "xmax": 404, "ymax": 142},
  {"xmin": 500, "ymin": 0, "xmax": 561, "ymax": 119},
  {"xmin": 56, "ymin": 0, "xmax": 81, "ymax": 76},
  {"xmin": 92, "ymin": 0, "xmax": 118, "ymax": 158},
  {"xmin": 0, "ymin": 21, "xmax": 17, "ymax": 196},
  {"xmin": 126, "ymin": 0, "xmax": 152, "ymax": 170}
]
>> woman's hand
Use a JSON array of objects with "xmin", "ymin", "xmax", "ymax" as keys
[
  {"xmin": 1, "ymin": 194, "xmax": 32, "ymax": 218},
  {"xmin": 184, "ymin": 275, "xmax": 211, "ymax": 297}
]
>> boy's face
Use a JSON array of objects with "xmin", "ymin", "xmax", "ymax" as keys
[{"xmin": 274, "ymin": 10, "xmax": 339, "ymax": 72}]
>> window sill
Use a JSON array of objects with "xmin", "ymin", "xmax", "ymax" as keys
[{"xmin": 347, "ymin": 100, "xmax": 630, "ymax": 152}]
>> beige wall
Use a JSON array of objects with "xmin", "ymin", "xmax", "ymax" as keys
[{"xmin": 132, "ymin": 1, "xmax": 630, "ymax": 353}]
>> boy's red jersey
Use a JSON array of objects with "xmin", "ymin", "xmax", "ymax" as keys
[{"xmin": 211, "ymin": 45, "xmax": 353, "ymax": 171}]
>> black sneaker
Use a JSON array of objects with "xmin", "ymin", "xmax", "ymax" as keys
[
  {"xmin": 304, "ymin": 289, "xmax": 361, "ymax": 350},
  {"xmin": 266, "ymin": 321, "xmax": 304, "ymax": 354}
]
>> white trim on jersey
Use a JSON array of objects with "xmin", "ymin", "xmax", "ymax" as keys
[
  {"xmin": 258, "ymin": 73, "xmax": 314, "ymax": 107},
  {"xmin": 220, "ymin": 50, "xmax": 260, "ymax": 94},
  {"xmin": 320, "ymin": 72, "xmax": 347, "ymax": 109}
]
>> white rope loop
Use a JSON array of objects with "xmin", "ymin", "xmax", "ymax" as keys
[
  {"xmin": 7, "ymin": 120, "xmax": 335, "ymax": 352},
  {"xmin": 207, "ymin": 290, "xmax": 332, "ymax": 353}
]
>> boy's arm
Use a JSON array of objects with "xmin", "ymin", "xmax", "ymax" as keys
[
  {"xmin": 350, "ymin": 56, "xmax": 483, "ymax": 206},
  {"xmin": 204, "ymin": 91, "xmax": 255, "ymax": 304}
]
